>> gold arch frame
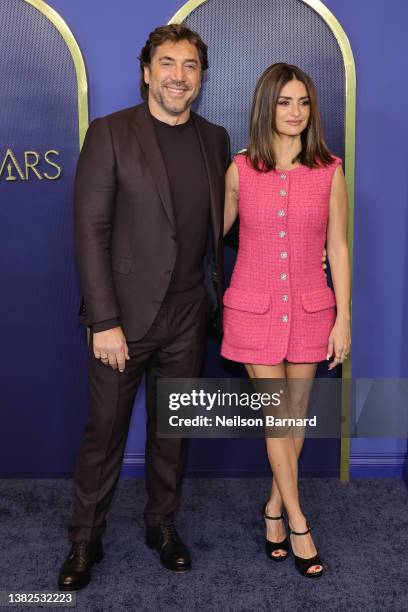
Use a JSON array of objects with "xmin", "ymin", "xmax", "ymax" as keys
[
  {"xmin": 170, "ymin": 0, "xmax": 356, "ymax": 481},
  {"xmin": 23, "ymin": 0, "xmax": 89, "ymax": 148}
]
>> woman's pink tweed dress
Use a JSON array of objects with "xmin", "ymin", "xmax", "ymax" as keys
[{"xmin": 221, "ymin": 153, "xmax": 341, "ymax": 365}]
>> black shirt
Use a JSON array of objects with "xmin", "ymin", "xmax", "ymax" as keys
[{"xmin": 151, "ymin": 113, "xmax": 210, "ymax": 304}]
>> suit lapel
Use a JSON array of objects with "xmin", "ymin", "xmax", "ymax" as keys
[
  {"xmin": 191, "ymin": 112, "xmax": 222, "ymax": 246},
  {"xmin": 132, "ymin": 103, "xmax": 175, "ymax": 230}
]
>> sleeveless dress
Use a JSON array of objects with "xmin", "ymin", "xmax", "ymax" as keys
[{"xmin": 221, "ymin": 153, "xmax": 341, "ymax": 365}]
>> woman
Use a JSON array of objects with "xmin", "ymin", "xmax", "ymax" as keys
[{"xmin": 222, "ymin": 63, "xmax": 351, "ymax": 578}]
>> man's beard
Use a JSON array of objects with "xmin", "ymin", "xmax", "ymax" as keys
[{"xmin": 152, "ymin": 83, "xmax": 199, "ymax": 116}]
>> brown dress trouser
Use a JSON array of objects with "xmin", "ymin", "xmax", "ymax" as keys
[{"xmin": 68, "ymin": 296, "xmax": 208, "ymax": 543}]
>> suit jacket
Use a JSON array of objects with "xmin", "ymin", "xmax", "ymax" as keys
[{"xmin": 74, "ymin": 102, "xmax": 230, "ymax": 340}]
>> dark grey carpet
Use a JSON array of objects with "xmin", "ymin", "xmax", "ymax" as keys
[{"xmin": 1, "ymin": 478, "xmax": 407, "ymax": 611}]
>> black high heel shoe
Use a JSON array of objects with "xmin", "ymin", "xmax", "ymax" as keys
[
  {"xmin": 289, "ymin": 522, "xmax": 324, "ymax": 578},
  {"xmin": 262, "ymin": 502, "xmax": 289, "ymax": 562}
]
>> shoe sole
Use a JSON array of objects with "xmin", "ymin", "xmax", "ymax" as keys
[
  {"xmin": 295, "ymin": 567, "xmax": 324, "ymax": 578},
  {"xmin": 302, "ymin": 571, "xmax": 323, "ymax": 578},
  {"xmin": 160, "ymin": 558, "xmax": 192, "ymax": 573},
  {"xmin": 267, "ymin": 553, "xmax": 289, "ymax": 562},
  {"xmin": 58, "ymin": 577, "xmax": 90, "ymax": 592}
]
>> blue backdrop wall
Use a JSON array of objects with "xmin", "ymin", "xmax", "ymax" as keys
[{"xmin": 2, "ymin": 0, "xmax": 408, "ymax": 479}]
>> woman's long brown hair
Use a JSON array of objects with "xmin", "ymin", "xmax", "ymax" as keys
[{"xmin": 246, "ymin": 63, "xmax": 334, "ymax": 172}]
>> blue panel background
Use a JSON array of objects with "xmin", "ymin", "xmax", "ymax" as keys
[
  {"xmin": 184, "ymin": 0, "xmax": 345, "ymax": 158},
  {"xmin": 0, "ymin": 0, "xmax": 88, "ymax": 476},
  {"xmin": 2, "ymin": 0, "xmax": 408, "ymax": 478}
]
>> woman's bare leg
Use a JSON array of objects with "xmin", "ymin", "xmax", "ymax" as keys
[
  {"xmin": 246, "ymin": 361, "xmax": 322, "ymax": 572},
  {"xmin": 282, "ymin": 362, "xmax": 322, "ymax": 573},
  {"xmin": 245, "ymin": 363, "xmax": 289, "ymax": 558},
  {"xmin": 268, "ymin": 362, "xmax": 316, "ymax": 515},
  {"xmin": 267, "ymin": 377, "xmax": 310, "ymax": 513}
]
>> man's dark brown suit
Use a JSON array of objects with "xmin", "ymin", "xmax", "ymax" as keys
[
  {"xmin": 69, "ymin": 102, "xmax": 230, "ymax": 542},
  {"xmin": 75, "ymin": 102, "xmax": 229, "ymax": 339}
]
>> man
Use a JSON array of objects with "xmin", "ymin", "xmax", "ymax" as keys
[{"xmin": 58, "ymin": 24, "xmax": 230, "ymax": 591}]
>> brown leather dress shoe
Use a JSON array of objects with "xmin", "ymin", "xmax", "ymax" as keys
[
  {"xmin": 58, "ymin": 540, "xmax": 103, "ymax": 591},
  {"xmin": 146, "ymin": 523, "xmax": 191, "ymax": 572}
]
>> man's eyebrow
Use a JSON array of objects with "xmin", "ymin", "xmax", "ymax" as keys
[
  {"xmin": 278, "ymin": 95, "xmax": 310, "ymax": 100},
  {"xmin": 158, "ymin": 55, "xmax": 199, "ymax": 64}
]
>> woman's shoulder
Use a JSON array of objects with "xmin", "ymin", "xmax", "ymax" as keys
[
  {"xmin": 301, "ymin": 155, "xmax": 342, "ymax": 182},
  {"xmin": 233, "ymin": 149, "xmax": 249, "ymax": 167},
  {"xmin": 328, "ymin": 154, "xmax": 342, "ymax": 168},
  {"xmin": 233, "ymin": 150, "xmax": 268, "ymax": 175},
  {"xmin": 315, "ymin": 154, "xmax": 342, "ymax": 171}
]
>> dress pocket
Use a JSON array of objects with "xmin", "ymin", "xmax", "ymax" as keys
[
  {"xmin": 301, "ymin": 286, "xmax": 336, "ymax": 350},
  {"xmin": 301, "ymin": 286, "xmax": 336, "ymax": 312},
  {"xmin": 223, "ymin": 287, "xmax": 271, "ymax": 349}
]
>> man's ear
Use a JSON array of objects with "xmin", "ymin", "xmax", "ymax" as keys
[{"xmin": 143, "ymin": 65, "xmax": 150, "ymax": 86}]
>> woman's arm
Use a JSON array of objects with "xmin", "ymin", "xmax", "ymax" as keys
[
  {"xmin": 326, "ymin": 164, "xmax": 351, "ymax": 369},
  {"xmin": 223, "ymin": 162, "xmax": 239, "ymax": 237}
]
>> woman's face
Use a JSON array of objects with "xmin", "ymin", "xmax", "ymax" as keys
[{"xmin": 274, "ymin": 78, "xmax": 310, "ymax": 137}]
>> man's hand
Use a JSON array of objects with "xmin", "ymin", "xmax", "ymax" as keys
[{"xmin": 93, "ymin": 327, "xmax": 130, "ymax": 372}]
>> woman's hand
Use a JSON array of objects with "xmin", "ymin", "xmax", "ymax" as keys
[{"xmin": 326, "ymin": 318, "xmax": 351, "ymax": 370}]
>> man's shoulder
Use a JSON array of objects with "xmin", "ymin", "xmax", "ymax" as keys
[
  {"xmin": 85, "ymin": 104, "xmax": 147, "ymax": 141},
  {"xmin": 99, "ymin": 103, "xmax": 143, "ymax": 127},
  {"xmin": 192, "ymin": 111, "xmax": 228, "ymax": 138}
]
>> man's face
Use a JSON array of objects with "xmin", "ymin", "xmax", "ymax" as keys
[{"xmin": 144, "ymin": 39, "xmax": 202, "ymax": 122}]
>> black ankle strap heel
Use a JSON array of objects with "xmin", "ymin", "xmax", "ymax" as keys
[
  {"xmin": 262, "ymin": 502, "xmax": 289, "ymax": 562},
  {"xmin": 289, "ymin": 522, "xmax": 324, "ymax": 578}
]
